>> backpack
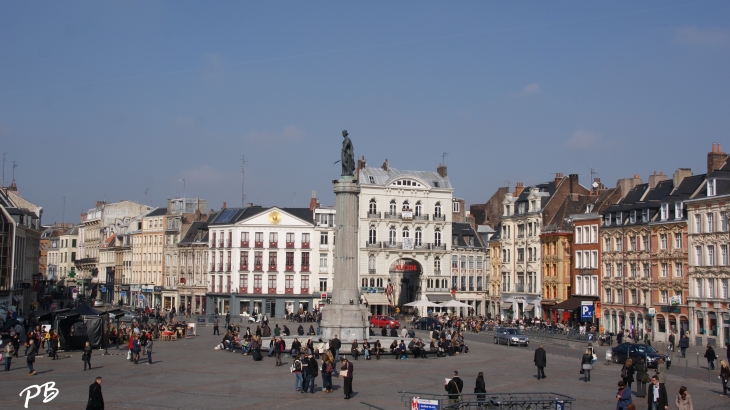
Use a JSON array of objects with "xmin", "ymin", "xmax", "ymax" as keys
[
  {"xmin": 621, "ymin": 366, "xmax": 628, "ymax": 379},
  {"xmin": 293, "ymin": 360, "xmax": 302, "ymax": 372},
  {"xmin": 325, "ymin": 362, "xmax": 333, "ymax": 374}
]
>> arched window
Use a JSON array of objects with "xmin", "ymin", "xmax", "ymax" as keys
[
  {"xmin": 403, "ymin": 200, "xmax": 410, "ymax": 211},
  {"xmin": 434, "ymin": 228, "xmax": 442, "ymax": 246},
  {"xmin": 402, "ymin": 227, "xmax": 410, "ymax": 238},
  {"xmin": 369, "ymin": 199, "xmax": 377, "ymax": 215},
  {"xmin": 368, "ymin": 254, "xmax": 376, "ymax": 272},
  {"xmin": 415, "ymin": 201, "xmax": 422, "ymax": 217},
  {"xmin": 376, "ymin": 278, "xmax": 384, "ymax": 287},
  {"xmin": 368, "ymin": 225, "xmax": 377, "ymax": 244},
  {"xmin": 415, "ymin": 227, "xmax": 423, "ymax": 246},
  {"xmin": 434, "ymin": 256, "xmax": 441, "ymax": 273},
  {"xmin": 361, "ymin": 278, "xmax": 368, "ymax": 287},
  {"xmin": 389, "ymin": 200, "xmax": 397, "ymax": 216},
  {"xmin": 370, "ymin": 278, "xmax": 375, "ymax": 287},
  {"xmin": 389, "ymin": 226, "xmax": 397, "ymax": 245},
  {"xmin": 434, "ymin": 202, "xmax": 442, "ymax": 218}
]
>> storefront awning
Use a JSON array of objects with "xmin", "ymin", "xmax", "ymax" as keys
[
  {"xmin": 426, "ymin": 294, "xmax": 452, "ymax": 303},
  {"xmin": 500, "ymin": 302, "xmax": 513, "ymax": 310},
  {"xmin": 548, "ymin": 296, "xmax": 599, "ymax": 311},
  {"xmin": 524, "ymin": 304, "xmax": 535, "ymax": 311},
  {"xmin": 362, "ymin": 293, "xmax": 390, "ymax": 306}
]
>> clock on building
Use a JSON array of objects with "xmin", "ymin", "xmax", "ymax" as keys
[{"xmin": 268, "ymin": 211, "xmax": 282, "ymax": 225}]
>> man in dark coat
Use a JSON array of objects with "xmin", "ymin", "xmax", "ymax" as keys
[
  {"xmin": 647, "ymin": 375, "xmax": 667, "ymax": 410},
  {"xmin": 330, "ymin": 335, "xmax": 341, "ymax": 361},
  {"xmin": 444, "ymin": 370, "xmax": 464, "ymax": 404},
  {"xmin": 87, "ymin": 376, "xmax": 104, "ymax": 410},
  {"xmin": 534, "ymin": 344, "xmax": 547, "ymax": 380}
]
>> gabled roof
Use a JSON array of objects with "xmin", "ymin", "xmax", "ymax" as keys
[
  {"xmin": 359, "ymin": 166, "xmax": 451, "ymax": 189},
  {"xmin": 145, "ymin": 207, "xmax": 167, "ymax": 217},
  {"xmin": 179, "ymin": 221, "xmax": 209, "ymax": 244},
  {"xmin": 451, "ymin": 222, "xmax": 484, "ymax": 249}
]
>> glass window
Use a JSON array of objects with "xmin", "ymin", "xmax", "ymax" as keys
[
  {"xmin": 660, "ymin": 234, "xmax": 667, "ymax": 249},
  {"xmin": 434, "ymin": 202, "xmax": 442, "ymax": 218},
  {"xmin": 389, "ymin": 226, "xmax": 396, "ymax": 245},
  {"xmin": 320, "ymin": 232, "xmax": 328, "ymax": 245},
  {"xmin": 369, "ymin": 199, "xmax": 377, "ymax": 215},
  {"xmin": 389, "ymin": 200, "xmax": 396, "ymax": 215},
  {"xmin": 708, "ymin": 213, "xmax": 715, "ymax": 233},
  {"xmin": 369, "ymin": 225, "xmax": 377, "ymax": 244},
  {"xmin": 674, "ymin": 262, "xmax": 682, "ymax": 277},
  {"xmin": 319, "ymin": 254, "xmax": 327, "ymax": 268}
]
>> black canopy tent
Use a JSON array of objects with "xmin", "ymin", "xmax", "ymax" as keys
[
  {"xmin": 37, "ymin": 308, "xmax": 72, "ymax": 323},
  {"xmin": 54, "ymin": 303, "xmax": 109, "ymax": 350}
]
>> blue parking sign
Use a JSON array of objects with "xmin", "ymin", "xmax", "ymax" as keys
[{"xmin": 581, "ymin": 304, "xmax": 594, "ymax": 320}]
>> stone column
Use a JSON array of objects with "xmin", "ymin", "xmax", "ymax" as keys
[{"xmin": 319, "ymin": 176, "xmax": 369, "ymax": 341}]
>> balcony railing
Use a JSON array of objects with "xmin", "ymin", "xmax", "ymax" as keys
[
  {"xmin": 384, "ymin": 212, "xmax": 400, "ymax": 220},
  {"xmin": 286, "ymin": 242, "xmax": 295, "ymax": 249},
  {"xmin": 515, "ymin": 284, "xmax": 525, "ymax": 293},
  {"xmin": 285, "ymin": 264, "xmax": 295, "ymax": 272},
  {"xmin": 301, "ymin": 264, "xmax": 310, "ymax": 272},
  {"xmin": 365, "ymin": 241, "xmax": 381, "ymax": 248},
  {"xmin": 210, "ymin": 242, "xmax": 216, "ymax": 248},
  {"xmin": 74, "ymin": 257, "xmax": 98, "ymax": 266},
  {"xmin": 269, "ymin": 241, "xmax": 278, "ymax": 248},
  {"xmin": 239, "ymin": 264, "xmax": 248, "ymax": 271},
  {"xmin": 319, "ymin": 266, "xmax": 328, "ymax": 273},
  {"xmin": 218, "ymin": 240, "xmax": 224, "ymax": 247},
  {"xmin": 319, "ymin": 243, "xmax": 329, "ymax": 249},
  {"xmin": 413, "ymin": 214, "xmax": 429, "ymax": 221},
  {"xmin": 432, "ymin": 243, "xmax": 446, "ymax": 251},
  {"xmin": 268, "ymin": 287, "xmax": 276, "ymax": 294},
  {"xmin": 253, "ymin": 264, "xmax": 263, "ymax": 271},
  {"xmin": 368, "ymin": 269, "xmax": 376, "ymax": 274},
  {"xmin": 268, "ymin": 264, "xmax": 277, "ymax": 271},
  {"xmin": 433, "ymin": 214, "xmax": 445, "ymax": 221},
  {"xmin": 226, "ymin": 241, "xmax": 231, "ymax": 248},
  {"xmin": 367, "ymin": 212, "xmax": 380, "ymax": 219},
  {"xmin": 302, "ymin": 242, "xmax": 310, "ymax": 249},
  {"xmin": 225, "ymin": 264, "xmax": 231, "ymax": 272},
  {"xmin": 217, "ymin": 264, "xmax": 223, "ymax": 272},
  {"xmin": 434, "ymin": 270, "xmax": 441, "ymax": 275},
  {"xmin": 285, "ymin": 287, "xmax": 294, "ymax": 294},
  {"xmin": 240, "ymin": 241, "xmax": 249, "ymax": 248},
  {"xmin": 254, "ymin": 241, "xmax": 264, "ymax": 248}
]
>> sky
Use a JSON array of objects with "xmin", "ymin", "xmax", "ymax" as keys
[{"xmin": 1, "ymin": 1, "xmax": 729, "ymax": 224}]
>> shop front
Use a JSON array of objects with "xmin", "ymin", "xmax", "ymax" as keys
[{"xmin": 206, "ymin": 293, "xmax": 316, "ymax": 320}]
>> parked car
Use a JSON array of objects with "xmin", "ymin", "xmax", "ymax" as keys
[
  {"xmin": 414, "ymin": 317, "xmax": 443, "ymax": 331},
  {"xmin": 93, "ymin": 300, "xmax": 105, "ymax": 307},
  {"xmin": 369, "ymin": 315, "xmax": 400, "ymax": 329},
  {"xmin": 610, "ymin": 343, "xmax": 671, "ymax": 368},
  {"xmin": 115, "ymin": 310, "xmax": 141, "ymax": 323},
  {"xmin": 494, "ymin": 327, "xmax": 529, "ymax": 346}
]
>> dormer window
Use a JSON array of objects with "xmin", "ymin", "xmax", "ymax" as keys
[
  {"xmin": 674, "ymin": 202, "xmax": 683, "ymax": 220},
  {"xmin": 641, "ymin": 209, "xmax": 649, "ymax": 223},
  {"xmin": 629, "ymin": 210, "xmax": 636, "ymax": 224},
  {"xmin": 586, "ymin": 204, "xmax": 594, "ymax": 213},
  {"xmin": 604, "ymin": 214, "xmax": 611, "ymax": 226},
  {"xmin": 660, "ymin": 203, "xmax": 669, "ymax": 221},
  {"xmin": 615, "ymin": 212, "xmax": 622, "ymax": 225},
  {"xmin": 517, "ymin": 203, "xmax": 526, "ymax": 214},
  {"xmin": 708, "ymin": 179, "xmax": 717, "ymax": 196},
  {"xmin": 530, "ymin": 200, "xmax": 536, "ymax": 211},
  {"xmin": 368, "ymin": 176, "xmax": 375, "ymax": 183}
]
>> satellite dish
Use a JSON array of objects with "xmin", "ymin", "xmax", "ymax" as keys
[{"xmin": 592, "ymin": 182, "xmax": 599, "ymax": 188}]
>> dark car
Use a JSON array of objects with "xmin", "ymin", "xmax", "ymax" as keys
[
  {"xmin": 414, "ymin": 317, "xmax": 443, "ymax": 331},
  {"xmin": 494, "ymin": 327, "xmax": 529, "ymax": 346},
  {"xmin": 610, "ymin": 343, "xmax": 671, "ymax": 369}
]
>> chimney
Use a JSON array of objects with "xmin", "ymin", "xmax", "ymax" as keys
[
  {"xmin": 437, "ymin": 163, "xmax": 447, "ymax": 178},
  {"xmin": 568, "ymin": 174, "xmax": 579, "ymax": 192},
  {"xmin": 309, "ymin": 190, "xmax": 318, "ymax": 211},
  {"xmin": 648, "ymin": 171, "xmax": 668, "ymax": 189},
  {"xmin": 616, "ymin": 175, "xmax": 643, "ymax": 198},
  {"xmin": 554, "ymin": 172, "xmax": 564, "ymax": 187},
  {"xmin": 223, "ymin": 202, "xmax": 226, "ymax": 209},
  {"xmin": 246, "ymin": 203, "xmax": 253, "ymax": 207},
  {"xmin": 356, "ymin": 156, "xmax": 366, "ymax": 180},
  {"xmin": 95, "ymin": 201, "xmax": 106, "ymax": 208},
  {"xmin": 7, "ymin": 182, "xmax": 17, "ymax": 192},
  {"xmin": 707, "ymin": 143, "xmax": 728, "ymax": 174},
  {"xmin": 672, "ymin": 168, "xmax": 693, "ymax": 187},
  {"xmin": 514, "ymin": 182, "xmax": 524, "ymax": 196}
]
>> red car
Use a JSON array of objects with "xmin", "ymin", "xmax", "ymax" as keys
[{"xmin": 369, "ymin": 315, "xmax": 400, "ymax": 329}]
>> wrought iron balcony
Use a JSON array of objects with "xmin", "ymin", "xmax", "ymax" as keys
[
  {"xmin": 367, "ymin": 212, "xmax": 381, "ymax": 219},
  {"xmin": 433, "ymin": 214, "xmax": 445, "ymax": 221},
  {"xmin": 240, "ymin": 241, "xmax": 249, "ymax": 248}
]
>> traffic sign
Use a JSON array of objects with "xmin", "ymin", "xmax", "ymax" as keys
[
  {"xmin": 581, "ymin": 304, "xmax": 594, "ymax": 320},
  {"xmin": 120, "ymin": 291, "xmax": 126, "ymax": 297},
  {"xmin": 101, "ymin": 287, "xmax": 107, "ymax": 293},
  {"xmin": 72, "ymin": 288, "xmax": 77, "ymax": 293}
]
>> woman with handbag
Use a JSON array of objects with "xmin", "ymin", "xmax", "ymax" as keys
[
  {"xmin": 633, "ymin": 357, "xmax": 647, "ymax": 397},
  {"xmin": 474, "ymin": 372, "xmax": 486, "ymax": 405},
  {"xmin": 83, "ymin": 341, "xmax": 92, "ymax": 371},
  {"xmin": 621, "ymin": 358, "xmax": 635, "ymax": 392},
  {"xmin": 581, "ymin": 349, "xmax": 594, "ymax": 382}
]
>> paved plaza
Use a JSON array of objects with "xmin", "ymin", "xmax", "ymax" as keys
[{"xmin": 2, "ymin": 328, "xmax": 729, "ymax": 409}]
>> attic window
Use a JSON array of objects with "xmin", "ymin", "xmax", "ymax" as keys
[
  {"xmin": 369, "ymin": 176, "xmax": 375, "ymax": 183},
  {"xmin": 397, "ymin": 181, "xmax": 401, "ymax": 185},
  {"xmin": 433, "ymin": 181, "xmax": 440, "ymax": 187},
  {"xmin": 707, "ymin": 179, "xmax": 717, "ymax": 197}
]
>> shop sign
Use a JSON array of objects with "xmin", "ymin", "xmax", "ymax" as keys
[{"xmin": 141, "ymin": 285, "xmax": 154, "ymax": 293}]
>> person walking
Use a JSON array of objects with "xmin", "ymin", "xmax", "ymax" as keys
[
  {"xmin": 213, "ymin": 316, "xmax": 220, "ymax": 335},
  {"xmin": 321, "ymin": 355, "xmax": 333, "ymax": 393},
  {"xmin": 581, "ymin": 348, "xmax": 593, "ymax": 382},
  {"xmin": 274, "ymin": 337, "xmax": 285, "ymax": 366},
  {"xmin": 86, "ymin": 376, "xmax": 104, "ymax": 410},
  {"xmin": 679, "ymin": 332, "xmax": 689, "ymax": 358},
  {"xmin": 634, "ymin": 357, "xmax": 647, "ymax": 398},
  {"xmin": 340, "ymin": 357, "xmax": 354, "ymax": 400},
  {"xmin": 145, "ymin": 337, "xmax": 153, "ymax": 364},
  {"xmin": 616, "ymin": 380, "xmax": 632, "ymax": 410},
  {"xmin": 621, "ymin": 358, "xmax": 635, "ymax": 393},
  {"xmin": 132, "ymin": 336, "xmax": 141, "ymax": 364},
  {"xmin": 474, "ymin": 372, "xmax": 487, "ymax": 406},
  {"xmin": 50, "ymin": 331, "xmax": 59, "ymax": 360},
  {"xmin": 719, "ymin": 360, "xmax": 730, "ymax": 397},
  {"xmin": 292, "ymin": 354, "xmax": 303, "ymax": 391},
  {"xmin": 83, "ymin": 341, "xmax": 93, "ymax": 371},
  {"xmin": 26, "ymin": 339, "xmax": 37, "ymax": 375},
  {"xmin": 3, "ymin": 341, "xmax": 15, "ymax": 371},
  {"xmin": 674, "ymin": 386, "xmax": 693, "ymax": 410},
  {"xmin": 668, "ymin": 331, "xmax": 676, "ymax": 352},
  {"xmin": 647, "ymin": 375, "xmax": 668, "ymax": 410},
  {"xmin": 534, "ymin": 344, "xmax": 547, "ymax": 380},
  {"xmin": 225, "ymin": 311, "xmax": 230, "ymax": 329},
  {"xmin": 704, "ymin": 344, "xmax": 717, "ymax": 370},
  {"xmin": 444, "ymin": 370, "xmax": 463, "ymax": 405},
  {"xmin": 656, "ymin": 358, "xmax": 667, "ymax": 387}
]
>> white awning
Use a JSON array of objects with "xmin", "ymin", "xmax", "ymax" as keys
[
  {"xmin": 500, "ymin": 302, "xmax": 513, "ymax": 310},
  {"xmin": 524, "ymin": 304, "xmax": 535, "ymax": 311},
  {"xmin": 362, "ymin": 293, "xmax": 390, "ymax": 306},
  {"xmin": 427, "ymin": 294, "xmax": 453, "ymax": 303}
]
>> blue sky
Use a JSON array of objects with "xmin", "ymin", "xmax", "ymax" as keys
[{"xmin": 1, "ymin": 1, "xmax": 729, "ymax": 223}]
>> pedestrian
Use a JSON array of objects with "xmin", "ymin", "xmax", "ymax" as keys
[
  {"xmin": 83, "ymin": 341, "xmax": 92, "ymax": 371},
  {"xmin": 146, "ymin": 337, "xmax": 153, "ymax": 364},
  {"xmin": 274, "ymin": 324, "xmax": 280, "ymax": 337},
  {"xmin": 719, "ymin": 360, "xmax": 730, "ymax": 397},
  {"xmin": 3, "ymin": 341, "xmax": 15, "ymax": 371},
  {"xmin": 679, "ymin": 332, "xmax": 689, "ymax": 358},
  {"xmin": 330, "ymin": 334, "xmax": 341, "ymax": 361},
  {"xmin": 292, "ymin": 354, "xmax": 303, "ymax": 391},
  {"xmin": 534, "ymin": 344, "xmax": 547, "ymax": 380},
  {"xmin": 616, "ymin": 380, "xmax": 632, "ymax": 410},
  {"xmin": 86, "ymin": 376, "xmax": 104, "ymax": 410},
  {"xmin": 668, "ymin": 331, "xmax": 675, "ymax": 352},
  {"xmin": 26, "ymin": 339, "xmax": 37, "ymax": 375},
  {"xmin": 11, "ymin": 333, "xmax": 20, "ymax": 358},
  {"xmin": 132, "ymin": 335, "xmax": 141, "ymax": 364},
  {"xmin": 351, "ymin": 339, "xmax": 360, "ymax": 360},
  {"xmin": 225, "ymin": 311, "xmax": 230, "ymax": 329},
  {"xmin": 647, "ymin": 375, "xmax": 668, "ymax": 410},
  {"xmin": 50, "ymin": 331, "xmax": 59, "ymax": 360},
  {"xmin": 304, "ymin": 354, "xmax": 318, "ymax": 394},
  {"xmin": 621, "ymin": 358, "xmax": 635, "ymax": 392},
  {"xmin": 474, "ymin": 372, "xmax": 487, "ymax": 406},
  {"xmin": 581, "ymin": 348, "xmax": 593, "ymax": 382},
  {"xmin": 634, "ymin": 357, "xmax": 647, "ymax": 398},
  {"xmin": 674, "ymin": 386, "xmax": 693, "ymax": 410},
  {"xmin": 704, "ymin": 344, "xmax": 717, "ymax": 370},
  {"xmin": 321, "ymin": 355, "xmax": 333, "ymax": 393},
  {"xmin": 300, "ymin": 353, "xmax": 310, "ymax": 392},
  {"xmin": 656, "ymin": 358, "xmax": 667, "ymax": 387},
  {"xmin": 213, "ymin": 316, "xmax": 220, "ymax": 335},
  {"xmin": 444, "ymin": 370, "xmax": 463, "ymax": 405},
  {"xmin": 340, "ymin": 357, "xmax": 354, "ymax": 400},
  {"xmin": 274, "ymin": 337, "xmax": 285, "ymax": 366}
]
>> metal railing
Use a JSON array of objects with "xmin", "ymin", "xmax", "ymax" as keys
[{"xmin": 399, "ymin": 391, "xmax": 575, "ymax": 410}]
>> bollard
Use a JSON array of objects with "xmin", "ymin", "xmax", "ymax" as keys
[{"xmin": 696, "ymin": 352, "xmax": 699, "ymax": 368}]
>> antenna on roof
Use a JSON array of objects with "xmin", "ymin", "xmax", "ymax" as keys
[
  {"xmin": 442, "ymin": 152, "xmax": 449, "ymax": 165},
  {"xmin": 179, "ymin": 178, "xmax": 186, "ymax": 199},
  {"xmin": 2, "ymin": 153, "xmax": 6, "ymax": 186},
  {"xmin": 11, "ymin": 160, "xmax": 17, "ymax": 184},
  {"xmin": 144, "ymin": 188, "xmax": 149, "ymax": 204}
]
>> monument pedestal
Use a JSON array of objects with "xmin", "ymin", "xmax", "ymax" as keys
[{"xmin": 319, "ymin": 176, "xmax": 369, "ymax": 342}]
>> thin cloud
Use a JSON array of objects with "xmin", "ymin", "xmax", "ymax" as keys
[
  {"xmin": 565, "ymin": 129, "xmax": 602, "ymax": 149},
  {"xmin": 674, "ymin": 26, "xmax": 730, "ymax": 48},
  {"xmin": 246, "ymin": 126, "xmax": 305, "ymax": 145},
  {"xmin": 518, "ymin": 83, "xmax": 541, "ymax": 97}
]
